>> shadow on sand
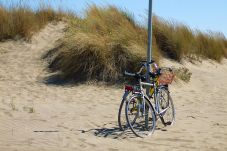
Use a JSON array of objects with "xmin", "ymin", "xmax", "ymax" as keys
[
  {"xmin": 78, "ymin": 122, "xmax": 169, "ymax": 139},
  {"xmin": 43, "ymin": 73, "xmax": 70, "ymax": 85},
  {"xmin": 78, "ymin": 123, "xmax": 137, "ymax": 139}
]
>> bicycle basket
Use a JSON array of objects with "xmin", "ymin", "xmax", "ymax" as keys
[{"xmin": 158, "ymin": 68, "xmax": 175, "ymax": 85}]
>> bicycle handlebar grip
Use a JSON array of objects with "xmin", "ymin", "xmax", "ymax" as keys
[{"xmin": 124, "ymin": 71, "xmax": 136, "ymax": 77}]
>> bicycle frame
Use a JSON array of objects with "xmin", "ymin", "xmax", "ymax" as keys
[
  {"xmin": 123, "ymin": 78, "xmax": 169, "ymax": 117},
  {"xmin": 140, "ymin": 80, "xmax": 169, "ymax": 119}
]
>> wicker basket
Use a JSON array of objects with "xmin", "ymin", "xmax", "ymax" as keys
[{"xmin": 158, "ymin": 68, "xmax": 175, "ymax": 85}]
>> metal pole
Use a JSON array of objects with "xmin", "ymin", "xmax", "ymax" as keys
[{"xmin": 146, "ymin": 0, "xmax": 153, "ymax": 96}]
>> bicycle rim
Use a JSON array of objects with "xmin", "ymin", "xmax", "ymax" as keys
[{"xmin": 125, "ymin": 95, "xmax": 156, "ymax": 137}]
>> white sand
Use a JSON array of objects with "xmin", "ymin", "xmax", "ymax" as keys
[{"xmin": 0, "ymin": 23, "xmax": 227, "ymax": 151}]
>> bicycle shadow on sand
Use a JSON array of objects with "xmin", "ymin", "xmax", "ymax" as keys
[
  {"xmin": 78, "ymin": 123, "xmax": 137, "ymax": 139},
  {"xmin": 78, "ymin": 122, "xmax": 168, "ymax": 139}
]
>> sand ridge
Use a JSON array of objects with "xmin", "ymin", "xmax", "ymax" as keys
[{"xmin": 0, "ymin": 23, "xmax": 227, "ymax": 151}]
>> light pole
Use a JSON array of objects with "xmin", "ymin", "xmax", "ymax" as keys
[{"xmin": 146, "ymin": 0, "xmax": 153, "ymax": 96}]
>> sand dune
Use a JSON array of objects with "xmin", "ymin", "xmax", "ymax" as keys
[{"xmin": 0, "ymin": 23, "xmax": 227, "ymax": 151}]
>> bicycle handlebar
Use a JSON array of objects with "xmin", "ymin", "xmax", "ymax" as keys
[
  {"xmin": 124, "ymin": 71, "xmax": 147, "ymax": 81},
  {"xmin": 125, "ymin": 60, "xmax": 159, "ymax": 76},
  {"xmin": 124, "ymin": 71, "xmax": 136, "ymax": 77},
  {"xmin": 124, "ymin": 60, "xmax": 175, "ymax": 85}
]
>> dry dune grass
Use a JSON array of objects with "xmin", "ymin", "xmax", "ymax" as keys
[
  {"xmin": 153, "ymin": 16, "xmax": 227, "ymax": 62},
  {"xmin": 0, "ymin": 3, "xmax": 65, "ymax": 40},
  {"xmin": 46, "ymin": 6, "xmax": 160, "ymax": 83},
  {"xmin": 46, "ymin": 6, "xmax": 227, "ymax": 83}
]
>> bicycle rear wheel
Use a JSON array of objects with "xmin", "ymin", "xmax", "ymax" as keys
[
  {"xmin": 125, "ymin": 95, "xmax": 156, "ymax": 137},
  {"xmin": 156, "ymin": 88, "xmax": 175, "ymax": 125}
]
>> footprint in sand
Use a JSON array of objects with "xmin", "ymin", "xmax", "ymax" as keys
[
  {"xmin": 23, "ymin": 106, "xmax": 35, "ymax": 113},
  {"xmin": 3, "ymin": 111, "xmax": 13, "ymax": 117}
]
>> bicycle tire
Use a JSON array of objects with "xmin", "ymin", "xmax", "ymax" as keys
[
  {"xmin": 125, "ymin": 95, "xmax": 156, "ymax": 137},
  {"xmin": 156, "ymin": 87, "xmax": 175, "ymax": 126},
  {"xmin": 118, "ymin": 98, "xmax": 127, "ymax": 131}
]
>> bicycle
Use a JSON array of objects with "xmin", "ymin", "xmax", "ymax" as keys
[
  {"xmin": 118, "ymin": 61, "xmax": 149, "ymax": 131},
  {"xmin": 118, "ymin": 60, "xmax": 175, "ymax": 137},
  {"xmin": 118, "ymin": 61, "xmax": 152, "ymax": 131}
]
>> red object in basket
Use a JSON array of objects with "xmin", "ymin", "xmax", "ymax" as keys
[{"xmin": 158, "ymin": 70, "xmax": 175, "ymax": 85}]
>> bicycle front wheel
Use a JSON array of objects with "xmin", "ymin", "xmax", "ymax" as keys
[
  {"xmin": 157, "ymin": 87, "xmax": 175, "ymax": 126},
  {"xmin": 125, "ymin": 95, "xmax": 156, "ymax": 137}
]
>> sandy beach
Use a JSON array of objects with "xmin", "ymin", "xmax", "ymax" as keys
[{"xmin": 0, "ymin": 23, "xmax": 227, "ymax": 151}]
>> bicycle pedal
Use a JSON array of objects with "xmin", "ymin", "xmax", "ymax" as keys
[
  {"xmin": 165, "ymin": 121, "xmax": 172, "ymax": 125},
  {"xmin": 148, "ymin": 95, "xmax": 153, "ymax": 99}
]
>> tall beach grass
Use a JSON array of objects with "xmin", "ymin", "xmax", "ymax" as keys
[
  {"xmin": 0, "ymin": 1, "xmax": 66, "ymax": 41},
  {"xmin": 45, "ymin": 6, "xmax": 161, "ymax": 83},
  {"xmin": 153, "ymin": 16, "xmax": 227, "ymax": 62},
  {"xmin": 45, "ymin": 6, "xmax": 227, "ymax": 83}
]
